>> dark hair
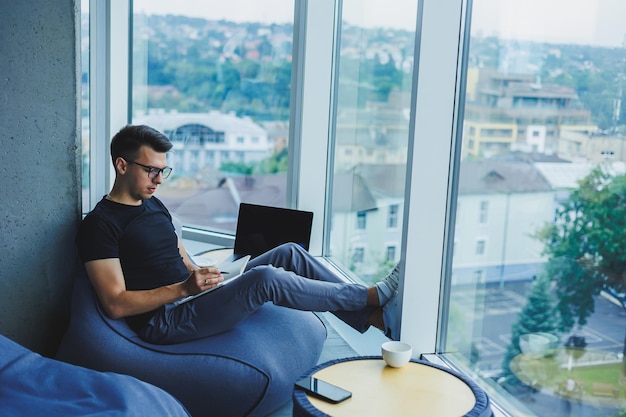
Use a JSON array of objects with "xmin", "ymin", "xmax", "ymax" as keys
[{"xmin": 110, "ymin": 125, "xmax": 173, "ymax": 164}]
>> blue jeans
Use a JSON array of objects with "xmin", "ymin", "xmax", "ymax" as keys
[{"xmin": 139, "ymin": 243, "xmax": 374, "ymax": 344}]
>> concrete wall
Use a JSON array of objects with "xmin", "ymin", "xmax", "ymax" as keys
[{"xmin": 0, "ymin": 0, "xmax": 81, "ymax": 356}]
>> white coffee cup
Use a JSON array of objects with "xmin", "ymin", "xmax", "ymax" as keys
[{"xmin": 381, "ymin": 341, "xmax": 412, "ymax": 368}]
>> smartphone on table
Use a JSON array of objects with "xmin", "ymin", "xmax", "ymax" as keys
[{"xmin": 294, "ymin": 376, "xmax": 352, "ymax": 404}]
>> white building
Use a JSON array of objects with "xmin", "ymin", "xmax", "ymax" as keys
[
  {"xmin": 451, "ymin": 159, "xmax": 555, "ymax": 286},
  {"xmin": 452, "ymin": 158, "xmax": 626, "ymax": 286},
  {"xmin": 328, "ymin": 164, "xmax": 405, "ymax": 282},
  {"xmin": 135, "ymin": 111, "xmax": 273, "ymax": 174}
]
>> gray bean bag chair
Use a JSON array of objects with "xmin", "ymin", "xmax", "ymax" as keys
[
  {"xmin": 56, "ymin": 272, "xmax": 327, "ymax": 416},
  {"xmin": 1, "ymin": 333, "xmax": 190, "ymax": 416}
]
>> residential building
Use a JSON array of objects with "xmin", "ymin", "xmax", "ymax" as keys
[
  {"xmin": 463, "ymin": 68, "xmax": 597, "ymax": 158},
  {"xmin": 135, "ymin": 111, "xmax": 273, "ymax": 173},
  {"xmin": 451, "ymin": 159, "xmax": 554, "ymax": 285}
]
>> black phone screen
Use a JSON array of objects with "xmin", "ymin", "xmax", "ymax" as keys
[{"xmin": 295, "ymin": 376, "xmax": 352, "ymax": 403}]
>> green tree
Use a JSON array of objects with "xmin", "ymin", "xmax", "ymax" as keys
[
  {"xmin": 219, "ymin": 161, "xmax": 253, "ymax": 175},
  {"xmin": 501, "ymin": 274, "xmax": 560, "ymax": 384},
  {"xmin": 257, "ymin": 149, "xmax": 288, "ymax": 174},
  {"xmin": 219, "ymin": 149, "xmax": 289, "ymax": 176},
  {"xmin": 535, "ymin": 166, "xmax": 626, "ymax": 381},
  {"xmin": 536, "ymin": 166, "xmax": 626, "ymax": 331}
]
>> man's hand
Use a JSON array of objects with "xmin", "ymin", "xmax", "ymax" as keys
[{"xmin": 183, "ymin": 267, "xmax": 224, "ymax": 295}]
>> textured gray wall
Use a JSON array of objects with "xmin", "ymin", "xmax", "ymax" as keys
[{"xmin": 0, "ymin": 0, "xmax": 81, "ymax": 356}]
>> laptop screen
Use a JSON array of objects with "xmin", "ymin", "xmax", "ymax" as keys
[{"xmin": 233, "ymin": 203, "xmax": 314, "ymax": 258}]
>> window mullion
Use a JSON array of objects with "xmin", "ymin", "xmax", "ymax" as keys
[
  {"xmin": 292, "ymin": 0, "xmax": 337, "ymax": 256},
  {"xmin": 401, "ymin": 0, "xmax": 465, "ymax": 353},
  {"xmin": 89, "ymin": 0, "xmax": 130, "ymax": 210}
]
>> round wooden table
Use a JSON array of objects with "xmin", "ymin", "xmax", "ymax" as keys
[{"xmin": 293, "ymin": 356, "xmax": 492, "ymax": 417}]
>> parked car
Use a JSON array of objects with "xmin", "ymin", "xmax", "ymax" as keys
[{"xmin": 603, "ymin": 286, "xmax": 626, "ymax": 309}]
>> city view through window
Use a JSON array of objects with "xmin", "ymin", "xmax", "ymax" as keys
[
  {"xmin": 131, "ymin": 0, "xmax": 295, "ymax": 237},
  {"xmin": 447, "ymin": 1, "xmax": 626, "ymax": 416},
  {"xmin": 81, "ymin": 1, "xmax": 626, "ymax": 415}
]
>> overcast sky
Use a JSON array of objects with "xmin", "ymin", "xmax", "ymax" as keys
[{"xmin": 133, "ymin": 0, "xmax": 626, "ymax": 48}]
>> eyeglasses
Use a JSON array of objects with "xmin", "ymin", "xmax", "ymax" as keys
[{"xmin": 128, "ymin": 160, "xmax": 172, "ymax": 179}]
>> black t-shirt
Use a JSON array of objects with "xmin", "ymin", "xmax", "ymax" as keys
[{"xmin": 76, "ymin": 196, "xmax": 188, "ymax": 331}]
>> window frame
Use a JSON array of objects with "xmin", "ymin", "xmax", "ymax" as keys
[
  {"xmin": 479, "ymin": 200, "xmax": 489, "ymax": 223},
  {"xmin": 400, "ymin": 0, "xmax": 467, "ymax": 354},
  {"xmin": 88, "ymin": 0, "xmax": 130, "ymax": 209},
  {"xmin": 355, "ymin": 211, "xmax": 367, "ymax": 230},
  {"xmin": 387, "ymin": 204, "xmax": 399, "ymax": 229}
]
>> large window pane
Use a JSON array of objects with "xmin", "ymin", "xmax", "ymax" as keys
[
  {"xmin": 446, "ymin": 1, "xmax": 626, "ymax": 415},
  {"xmin": 328, "ymin": 0, "xmax": 418, "ymax": 284},
  {"xmin": 131, "ymin": 0, "xmax": 294, "ymax": 234}
]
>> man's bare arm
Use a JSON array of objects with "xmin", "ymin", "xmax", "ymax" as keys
[
  {"xmin": 84, "ymin": 258, "xmax": 222, "ymax": 319},
  {"xmin": 178, "ymin": 237, "xmax": 197, "ymax": 272}
]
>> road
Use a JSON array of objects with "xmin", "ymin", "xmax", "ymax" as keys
[
  {"xmin": 454, "ymin": 280, "xmax": 626, "ymax": 416},
  {"xmin": 458, "ymin": 281, "xmax": 626, "ymax": 372}
]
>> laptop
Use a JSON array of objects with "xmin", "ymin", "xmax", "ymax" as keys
[
  {"xmin": 178, "ymin": 203, "xmax": 313, "ymax": 304},
  {"xmin": 227, "ymin": 202, "xmax": 314, "ymax": 262}
]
